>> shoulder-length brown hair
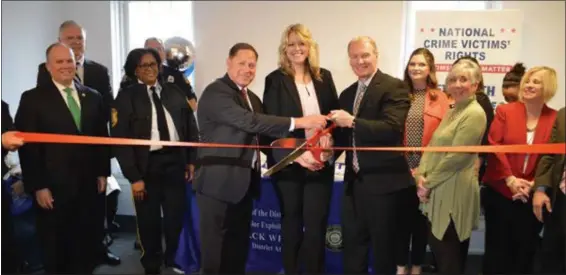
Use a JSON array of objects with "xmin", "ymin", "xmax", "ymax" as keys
[
  {"xmin": 404, "ymin": 48, "xmax": 439, "ymax": 101},
  {"xmin": 278, "ymin": 23, "xmax": 322, "ymax": 81}
]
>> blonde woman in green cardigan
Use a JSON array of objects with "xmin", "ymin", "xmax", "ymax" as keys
[{"xmin": 415, "ymin": 59, "xmax": 487, "ymax": 275}]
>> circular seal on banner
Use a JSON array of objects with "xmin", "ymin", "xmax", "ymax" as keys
[{"xmin": 325, "ymin": 225, "xmax": 343, "ymax": 252}]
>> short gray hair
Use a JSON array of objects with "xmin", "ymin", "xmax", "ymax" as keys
[
  {"xmin": 144, "ymin": 37, "xmax": 163, "ymax": 47},
  {"xmin": 446, "ymin": 59, "xmax": 482, "ymax": 88},
  {"xmin": 58, "ymin": 20, "xmax": 85, "ymax": 36},
  {"xmin": 45, "ymin": 42, "xmax": 74, "ymax": 61}
]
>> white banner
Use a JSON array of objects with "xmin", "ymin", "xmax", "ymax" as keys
[{"xmin": 414, "ymin": 10, "xmax": 524, "ymax": 109}]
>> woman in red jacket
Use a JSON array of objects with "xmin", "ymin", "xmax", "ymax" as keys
[
  {"xmin": 482, "ymin": 66, "xmax": 558, "ymax": 274},
  {"xmin": 395, "ymin": 48, "xmax": 450, "ymax": 275}
]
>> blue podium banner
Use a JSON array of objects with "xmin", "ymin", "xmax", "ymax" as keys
[{"xmin": 175, "ymin": 178, "xmax": 347, "ymax": 274}]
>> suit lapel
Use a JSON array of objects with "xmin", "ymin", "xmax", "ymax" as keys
[
  {"xmin": 281, "ymin": 73, "xmax": 303, "ymax": 114},
  {"xmin": 76, "ymin": 84, "xmax": 90, "ymax": 133},
  {"xmin": 357, "ymin": 70, "xmax": 383, "ymax": 116},
  {"xmin": 82, "ymin": 59, "xmax": 93, "ymax": 86},
  {"xmin": 220, "ymin": 74, "xmax": 252, "ymax": 111},
  {"xmin": 46, "ymin": 81, "xmax": 81, "ymax": 134}
]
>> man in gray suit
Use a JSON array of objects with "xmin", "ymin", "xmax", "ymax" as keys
[{"xmin": 194, "ymin": 42, "xmax": 328, "ymax": 274}]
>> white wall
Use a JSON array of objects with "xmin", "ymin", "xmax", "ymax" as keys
[
  {"xmin": 1, "ymin": 1, "xmax": 62, "ymax": 115},
  {"xmin": 192, "ymin": 1, "xmax": 407, "ymax": 99},
  {"xmin": 500, "ymin": 1, "xmax": 565, "ymax": 110}
]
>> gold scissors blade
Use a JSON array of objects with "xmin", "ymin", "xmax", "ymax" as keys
[{"xmin": 262, "ymin": 139, "xmax": 309, "ymax": 177}]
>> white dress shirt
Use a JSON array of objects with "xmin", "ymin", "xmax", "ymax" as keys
[{"xmin": 142, "ymin": 81, "xmax": 180, "ymax": 151}]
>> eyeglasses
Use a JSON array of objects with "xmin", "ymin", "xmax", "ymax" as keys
[{"xmin": 138, "ymin": 62, "xmax": 158, "ymax": 69}]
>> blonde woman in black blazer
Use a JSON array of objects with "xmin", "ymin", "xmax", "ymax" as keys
[{"xmin": 262, "ymin": 23, "xmax": 339, "ymax": 274}]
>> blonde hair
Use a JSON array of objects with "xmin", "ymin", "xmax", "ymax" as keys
[
  {"xmin": 347, "ymin": 36, "xmax": 378, "ymax": 57},
  {"xmin": 518, "ymin": 66, "xmax": 557, "ymax": 103},
  {"xmin": 278, "ymin": 23, "xmax": 321, "ymax": 81},
  {"xmin": 445, "ymin": 59, "xmax": 482, "ymax": 92}
]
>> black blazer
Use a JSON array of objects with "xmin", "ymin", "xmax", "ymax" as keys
[
  {"xmin": 335, "ymin": 70, "xmax": 413, "ymax": 194},
  {"xmin": 194, "ymin": 74, "xmax": 292, "ymax": 204},
  {"xmin": 15, "ymin": 81, "xmax": 110, "ymax": 203},
  {"xmin": 37, "ymin": 59, "xmax": 114, "ymax": 121},
  {"xmin": 262, "ymin": 68, "xmax": 340, "ymax": 181},
  {"xmin": 110, "ymin": 82, "xmax": 198, "ymax": 184}
]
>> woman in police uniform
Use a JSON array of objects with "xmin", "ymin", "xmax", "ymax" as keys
[{"xmin": 111, "ymin": 48, "xmax": 197, "ymax": 274}]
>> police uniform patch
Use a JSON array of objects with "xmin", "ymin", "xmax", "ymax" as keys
[
  {"xmin": 111, "ymin": 108, "xmax": 118, "ymax": 128},
  {"xmin": 325, "ymin": 225, "xmax": 343, "ymax": 252}
]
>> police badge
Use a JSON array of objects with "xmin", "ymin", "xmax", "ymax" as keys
[{"xmin": 111, "ymin": 108, "xmax": 118, "ymax": 128}]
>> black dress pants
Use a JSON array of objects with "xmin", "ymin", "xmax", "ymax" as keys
[
  {"xmin": 272, "ymin": 171, "xmax": 333, "ymax": 274},
  {"xmin": 482, "ymin": 186, "xmax": 543, "ymax": 274},
  {"xmin": 395, "ymin": 184, "xmax": 429, "ymax": 267},
  {"xmin": 342, "ymin": 175, "xmax": 412, "ymax": 274},
  {"xmin": 134, "ymin": 149, "xmax": 187, "ymax": 271},
  {"xmin": 538, "ymin": 191, "xmax": 566, "ymax": 274}
]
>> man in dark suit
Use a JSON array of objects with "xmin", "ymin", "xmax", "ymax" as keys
[
  {"xmin": 2, "ymin": 100, "xmax": 24, "ymax": 274},
  {"xmin": 15, "ymin": 42, "xmax": 111, "ymax": 274},
  {"xmin": 330, "ymin": 36, "xmax": 413, "ymax": 274},
  {"xmin": 195, "ymin": 42, "xmax": 329, "ymax": 274},
  {"xmin": 36, "ymin": 20, "xmax": 120, "ymax": 266},
  {"xmin": 111, "ymin": 47, "xmax": 198, "ymax": 274},
  {"xmin": 533, "ymin": 107, "xmax": 566, "ymax": 273},
  {"xmin": 144, "ymin": 37, "xmax": 198, "ymax": 111}
]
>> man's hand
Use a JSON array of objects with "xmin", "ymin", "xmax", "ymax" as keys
[
  {"xmin": 185, "ymin": 164, "xmax": 195, "ymax": 182},
  {"xmin": 36, "ymin": 188, "xmax": 54, "ymax": 210},
  {"xmin": 132, "ymin": 180, "xmax": 146, "ymax": 201},
  {"xmin": 295, "ymin": 151, "xmax": 324, "ymax": 172},
  {"xmin": 1, "ymin": 131, "xmax": 24, "ymax": 151},
  {"xmin": 295, "ymin": 115, "xmax": 328, "ymax": 130},
  {"xmin": 329, "ymin": 110, "xmax": 355, "ymax": 128},
  {"xmin": 97, "ymin": 177, "xmax": 107, "ymax": 194},
  {"xmin": 532, "ymin": 190, "xmax": 552, "ymax": 222},
  {"xmin": 560, "ymin": 181, "xmax": 565, "ymax": 195}
]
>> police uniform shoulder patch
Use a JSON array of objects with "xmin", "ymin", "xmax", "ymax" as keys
[{"xmin": 111, "ymin": 108, "xmax": 118, "ymax": 128}]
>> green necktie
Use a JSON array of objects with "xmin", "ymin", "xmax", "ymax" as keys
[{"xmin": 64, "ymin": 87, "xmax": 81, "ymax": 131}]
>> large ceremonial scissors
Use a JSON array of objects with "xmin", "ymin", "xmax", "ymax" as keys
[{"xmin": 263, "ymin": 122, "xmax": 336, "ymax": 177}]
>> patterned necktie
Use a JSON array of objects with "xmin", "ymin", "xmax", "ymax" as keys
[
  {"xmin": 406, "ymin": 90, "xmax": 426, "ymax": 169},
  {"xmin": 63, "ymin": 87, "xmax": 81, "ymax": 131},
  {"xmin": 240, "ymin": 89, "xmax": 261, "ymax": 169},
  {"xmin": 150, "ymin": 86, "xmax": 171, "ymax": 141},
  {"xmin": 352, "ymin": 83, "xmax": 367, "ymax": 173}
]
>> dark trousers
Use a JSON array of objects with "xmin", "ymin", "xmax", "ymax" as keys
[
  {"xmin": 273, "ymin": 173, "xmax": 333, "ymax": 274},
  {"xmin": 342, "ymin": 176, "xmax": 412, "ymax": 274},
  {"xmin": 482, "ymin": 186, "xmax": 543, "ymax": 274},
  {"xmin": 395, "ymin": 185, "xmax": 429, "ymax": 267},
  {"xmin": 94, "ymin": 191, "xmax": 107, "ymax": 259},
  {"xmin": 134, "ymin": 149, "xmax": 187, "ymax": 271},
  {"xmin": 538, "ymin": 191, "xmax": 566, "ymax": 274},
  {"xmin": 36, "ymin": 189, "xmax": 98, "ymax": 274},
  {"xmin": 428, "ymin": 220, "xmax": 470, "ymax": 275},
  {"xmin": 2, "ymin": 188, "xmax": 20, "ymax": 274},
  {"xmin": 197, "ymin": 187, "xmax": 253, "ymax": 274}
]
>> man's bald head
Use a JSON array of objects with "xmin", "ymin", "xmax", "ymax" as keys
[
  {"xmin": 58, "ymin": 20, "xmax": 86, "ymax": 61},
  {"xmin": 46, "ymin": 42, "xmax": 76, "ymax": 86}
]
